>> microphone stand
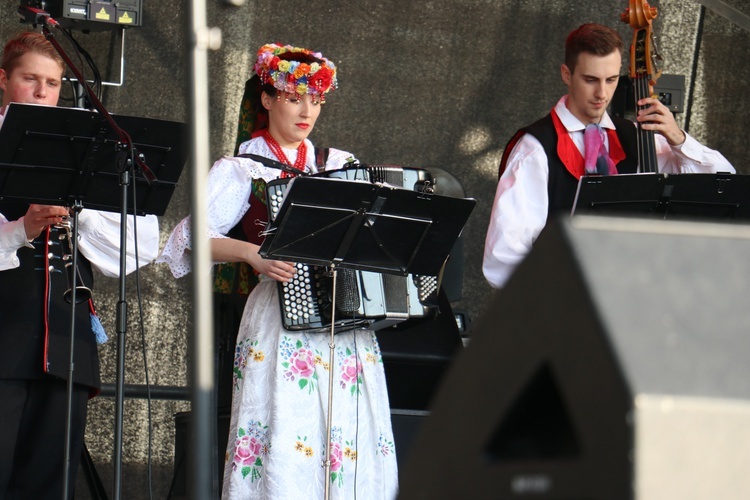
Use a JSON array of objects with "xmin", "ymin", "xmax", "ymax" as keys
[{"xmin": 23, "ymin": 8, "xmax": 157, "ymax": 499}]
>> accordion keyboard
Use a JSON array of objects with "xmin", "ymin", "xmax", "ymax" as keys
[{"xmin": 281, "ymin": 262, "xmax": 321, "ymax": 328}]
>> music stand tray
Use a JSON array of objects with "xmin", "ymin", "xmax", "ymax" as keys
[
  {"xmin": 573, "ymin": 172, "xmax": 750, "ymax": 222},
  {"xmin": 0, "ymin": 103, "xmax": 187, "ymax": 216},
  {"xmin": 259, "ymin": 176, "xmax": 476, "ymax": 277}
]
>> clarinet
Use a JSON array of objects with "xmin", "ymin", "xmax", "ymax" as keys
[{"xmin": 54, "ymin": 219, "xmax": 92, "ymax": 304}]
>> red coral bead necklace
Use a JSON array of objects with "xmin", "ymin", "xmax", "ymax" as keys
[{"xmin": 260, "ymin": 129, "xmax": 307, "ymax": 178}]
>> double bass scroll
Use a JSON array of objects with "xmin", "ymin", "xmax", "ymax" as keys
[{"xmin": 621, "ymin": 0, "xmax": 663, "ymax": 173}]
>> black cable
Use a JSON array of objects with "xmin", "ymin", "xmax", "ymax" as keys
[
  {"xmin": 64, "ymin": 29, "xmax": 102, "ymax": 103},
  {"xmin": 42, "ymin": 27, "xmax": 85, "ymax": 106}
]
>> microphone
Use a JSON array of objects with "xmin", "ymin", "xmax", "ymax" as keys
[{"xmin": 18, "ymin": 5, "xmax": 59, "ymax": 28}]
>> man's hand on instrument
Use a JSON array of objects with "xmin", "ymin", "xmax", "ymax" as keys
[
  {"xmin": 23, "ymin": 204, "xmax": 68, "ymax": 240},
  {"xmin": 636, "ymin": 97, "xmax": 686, "ymax": 146}
]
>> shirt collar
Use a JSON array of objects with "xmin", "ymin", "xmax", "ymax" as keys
[{"xmin": 554, "ymin": 95, "xmax": 616, "ymax": 133}]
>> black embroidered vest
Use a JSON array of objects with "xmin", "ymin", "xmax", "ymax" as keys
[
  {"xmin": 0, "ymin": 201, "xmax": 100, "ymax": 390},
  {"xmin": 522, "ymin": 114, "xmax": 639, "ymax": 217}
]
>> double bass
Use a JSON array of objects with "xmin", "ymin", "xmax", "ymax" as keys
[{"xmin": 621, "ymin": 0, "xmax": 663, "ymax": 173}]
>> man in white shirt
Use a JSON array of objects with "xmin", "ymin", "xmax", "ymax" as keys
[
  {"xmin": 482, "ymin": 23, "xmax": 735, "ymax": 289},
  {"xmin": 0, "ymin": 31, "xmax": 159, "ymax": 499}
]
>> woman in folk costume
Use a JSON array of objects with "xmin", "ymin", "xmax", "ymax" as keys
[{"xmin": 158, "ymin": 43, "xmax": 398, "ymax": 499}]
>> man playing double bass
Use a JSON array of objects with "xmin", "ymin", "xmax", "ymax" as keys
[{"xmin": 482, "ymin": 23, "xmax": 735, "ymax": 289}]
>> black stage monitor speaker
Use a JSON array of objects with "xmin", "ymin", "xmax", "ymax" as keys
[{"xmin": 399, "ymin": 215, "xmax": 750, "ymax": 500}]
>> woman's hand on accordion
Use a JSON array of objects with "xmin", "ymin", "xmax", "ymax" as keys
[
  {"xmin": 252, "ymin": 257, "xmax": 296, "ymax": 282},
  {"xmin": 211, "ymin": 238, "xmax": 296, "ymax": 283}
]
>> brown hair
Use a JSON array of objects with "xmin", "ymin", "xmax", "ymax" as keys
[
  {"xmin": 1, "ymin": 31, "xmax": 64, "ymax": 75},
  {"xmin": 564, "ymin": 23, "xmax": 623, "ymax": 73}
]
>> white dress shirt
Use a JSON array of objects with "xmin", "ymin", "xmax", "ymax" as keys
[{"xmin": 482, "ymin": 96, "xmax": 736, "ymax": 289}]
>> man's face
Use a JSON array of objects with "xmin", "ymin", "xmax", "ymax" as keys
[
  {"xmin": 0, "ymin": 51, "xmax": 64, "ymax": 108},
  {"xmin": 561, "ymin": 50, "xmax": 621, "ymax": 125}
]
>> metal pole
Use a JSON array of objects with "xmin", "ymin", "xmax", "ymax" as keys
[
  {"xmin": 323, "ymin": 265, "xmax": 338, "ymax": 500},
  {"xmin": 112, "ymin": 158, "xmax": 130, "ymax": 500},
  {"xmin": 187, "ymin": 1, "xmax": 221, "ymax": 499}
]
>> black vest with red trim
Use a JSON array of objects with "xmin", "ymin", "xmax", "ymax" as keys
[
  {"xmin": 498, "ymin": 112, "xmax": 639, "ymax": 217},
  {"xmin": 235, "ymin": 147, "xmax": 330, "ymax": 246},
  {"xmin": 0, "ymin": 201, "xmax": 101, "ymax": 391}
]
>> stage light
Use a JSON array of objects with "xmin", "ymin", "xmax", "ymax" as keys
[{"xmin": 19, "ymin": 0, "xmax": 143, "ymax": 31}]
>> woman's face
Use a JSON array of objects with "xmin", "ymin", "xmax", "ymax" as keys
[{"xmin": 264, "ymin": 91, "xmax": 322, "ymax": 148}]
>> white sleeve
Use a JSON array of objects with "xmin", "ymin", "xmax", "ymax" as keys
[
  {"xmin": 482, "ymin": 135, "xmax": 550, "ymax": 289},
  {"xmin": 324, "ymin": 148, "xmax": 357, "ymax": 170},
  {"xmin": 655, "ymin": 132, "xmax": 736, "ymax": 174},
  {"xmin": 156, "ymin": 156, "xmax": 256, "ymax": 278},
  {"xmin": 0, "ymin": 214, "xmax": 31, "ymax": 271},
  {"xmin": 76, "ymin": 209, "xmax": 160, "ymax": 278}
]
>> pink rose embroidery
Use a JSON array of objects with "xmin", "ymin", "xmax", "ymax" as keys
[
  {"xmin": 235, "ymin": 435, "xmax": 262, "ymax": 467},
  {"xmin": 281, "ymin": 338, "xmax": 320, "ymax": 393},
  {"xmin": 339, "ymin": 354, "xmax": 362, "ymax": 395},
  {"xmin": 232, "ymin": 421, "xmax": 269, "ymax": 483},
  {"xmin": 289, "ymin": 348, "xmax": 315, "ymax": 378}
]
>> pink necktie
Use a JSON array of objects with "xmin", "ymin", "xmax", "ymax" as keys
[{"xmin": 584, "ymin": 123, "xmax": 617, "ymax": 175}]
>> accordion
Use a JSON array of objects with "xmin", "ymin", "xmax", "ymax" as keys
[{"xmin": 266, "ymin": 164, "xmax": 440, "ymax": 332}]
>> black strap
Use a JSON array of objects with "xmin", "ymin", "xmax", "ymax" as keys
[
  {"xmin": 236, "ymin": 153, "xmax": 306, "ymax": 177},
  {"xmin": 238, "ymin": 147, "xmax": 332, "ymax": 175}
]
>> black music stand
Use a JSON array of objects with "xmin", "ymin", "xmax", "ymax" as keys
[
  {"xmin": 572, "ymin": 172, "xmax": 750, "ymax": 221},
  {"xmin": 0, "ymin": 103, "xmax": 185, "ymax": 216},
  {"xmin": 0, "ymin": 103, "xmax": 186, "ymax": 499},
  {"xmin": 258, "ymin": 175, "xmax": 474, "ymax": 499},
  {"xmin": 259, "ymin": 176, "xmax": 475, "ymax": 276}
]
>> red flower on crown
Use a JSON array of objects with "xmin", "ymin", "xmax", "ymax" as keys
[{"xmin": 309, "ymin": 66, "xmax": 334, "ymax": 92}]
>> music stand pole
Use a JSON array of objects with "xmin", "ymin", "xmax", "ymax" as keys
[
  {"xmin": 113, "ymin": 159, "xmax": 130, "ymax": 500},
  {"xmin": 62, "ymin": 202, "xmax": 84, "ymax": 500},
  {"xmin": 323, "ymin": 264, "xmax": 339, "ymax": 500}
]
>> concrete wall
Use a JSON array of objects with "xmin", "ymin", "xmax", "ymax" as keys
[{"xmin": 2, "ymin": 0, "xmax": 748, "ymax": 497}]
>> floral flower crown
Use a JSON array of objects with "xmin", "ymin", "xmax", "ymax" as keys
[{"xmin": 253, "ymin": 43, "xmax": 338, "ymax": 99}]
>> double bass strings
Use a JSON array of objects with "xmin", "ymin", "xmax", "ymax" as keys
[{"xmin": 634, "ymin": 73, "xmax": 658, "ymax": 173}]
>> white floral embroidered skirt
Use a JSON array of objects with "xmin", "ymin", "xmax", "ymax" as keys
[{"xmin": 221, "ymin": 280, "xmax": 399, "ymax": 499}]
